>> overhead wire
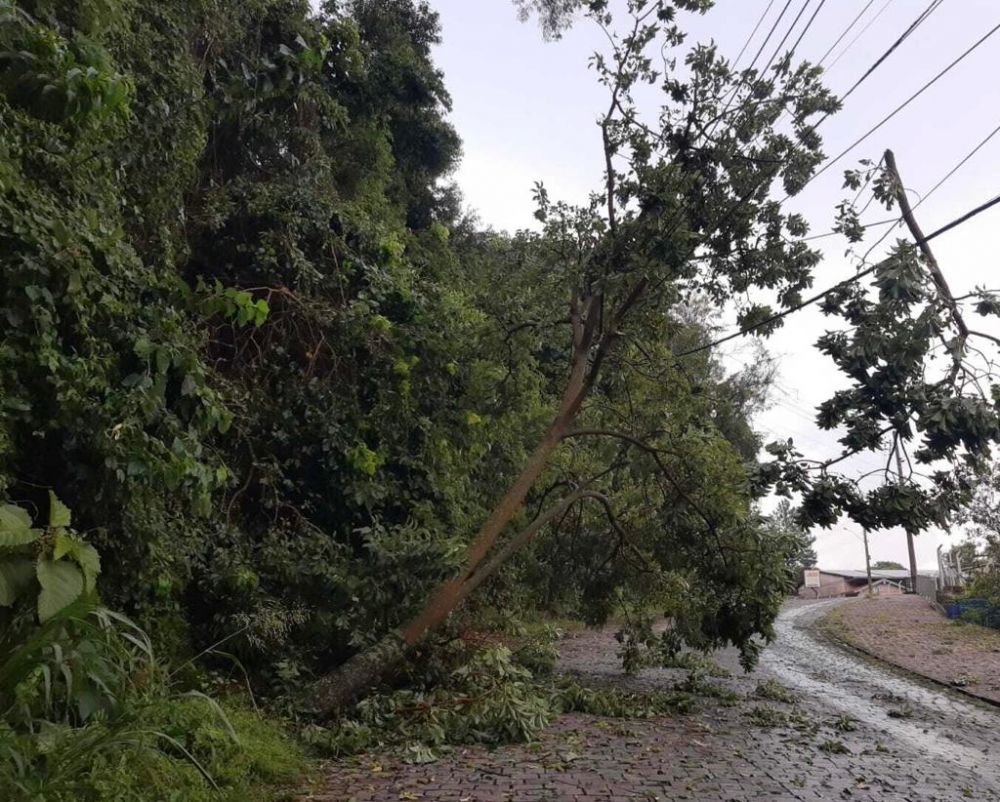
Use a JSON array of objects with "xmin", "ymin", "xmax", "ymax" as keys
[
  {"xmin": 852, "ymin": 120, "xmax": 1000, "ymax": 257},
  {"xmin": 733, "ymin": 0, "xmax": 778, "ymax": 70},
  {"xmin": 838, "ymin": 0, "xmax": 945, "ymax": 104},
  {"xmin": 746, "ymin": 0, "xmax": 797, "ymax": 72},
  {"xmin": 792, "ymin": 19, "xmax": 1000, "ymax": 193},
  {"xmin": 676, "ymin": 188, "xmax": 1000, "ymax": 358},
  {"xmin": 788, "ymin": 0, "xmax": 828, "ymax": 56},
  {"xmin": 758, "ymin": 0, "xmax": 818, "ymax": 77},
  {"xmin": 801, "ymin": 118, "xmax": 1000, "ymax": 243},
  {"xmin": 826, "ymin": 0, "xmax": 896, "ymax": 71},
  {"xmin": 815, "ymin": 0, "xmax": 879, "ymax": 66},
  {"xmin": 692, "ymin": 0, "xmax": 970, "ymax": 244},
  {"xmin": 710, "ymin": 0, "xmax": 798, "ymax": 142}
]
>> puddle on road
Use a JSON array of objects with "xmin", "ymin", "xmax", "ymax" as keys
[{"xmin": 761, "ymin": 601, "xmax": 1000, "ymax": 780}]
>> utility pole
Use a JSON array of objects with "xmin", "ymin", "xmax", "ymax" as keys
[
  {"xmin": 863, "ymin": 529, "xmax": 874, "ymax": 597},
  {"xmin": 896, "ymin": 447, "xmax": 919, "ymax": 594},
  {"xmin": 884, "ymin": 150, "xmax": 953, "ymax": 599}
]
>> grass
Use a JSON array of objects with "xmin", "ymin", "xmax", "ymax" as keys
[
  {"xmin": 1, "ymin": 694, "xmax": 305, "ymax": 802},
  {"xmin": 753, "ymin": 679, "xmax": 797, "ymax": 704},
  {"xmin": 0, "ymin": 604, "xmax": 305, "ymax": 802},
  {"xmin": 745, "ymin": 705, "xmax": 788, "ymax": 728},
  {"xmin": 818, "ymin": 739, "xmax": 850, "ymax": 754}
]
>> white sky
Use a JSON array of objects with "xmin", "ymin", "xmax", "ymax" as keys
[{"xmin": 428, "ymin": 0, "xmax": 1000, "ymax": 570}]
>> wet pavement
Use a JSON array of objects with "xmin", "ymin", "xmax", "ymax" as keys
[
  {"xmin": 762, "ymin": 600, "xmax": 1000, "ymax": 784},
  {"xmin": 312, "ymin": 600, "xmax": 1000, "ymax": 801}
]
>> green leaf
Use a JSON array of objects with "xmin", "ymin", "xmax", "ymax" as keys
[
  {"xmin": 0, "ymin": 559, "xmax": 36, "ymax": 606},
  {"xmin": 53, "ymin": 530, "xmax": 100, "ymax": 584},
  {"xmin": 76, "ymin": 544, "xmax": 101, "ymax": 591},
  {"xmin": 0, "ymin": 504, "xmax": 38, "ymax": 547},
  {"xmin": 48, "ymin": 491, "xmax": 71, "ymax": 529},
  {"xmin": 36, "ymin": 559, "xmax": 85, "ymax": 622}
]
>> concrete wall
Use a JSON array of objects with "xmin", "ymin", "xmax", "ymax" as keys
[{"xmin": 798, "ymin": 574, "xmax": 850, "ymax": 599}]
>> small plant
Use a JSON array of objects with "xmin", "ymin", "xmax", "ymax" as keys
[
  {"xmin": 658, "ymin": 650, "xmax": 731, "ymax": 678},
  {"xmin": 831, "ymin": 714, "xmax": 858, "ymax": 733},
  {"xmin": 951, "ymin": 674, "xmax": 980, "ymax": 687},
  {"xmin": 0, "ymin": 494, "xmax": 100, "ymax": 621},
  {"xmin": 675, "ymin": 673, "xmax": 740, "ymax": 706},
  {"xmin": 0, "ymin": 495, "xmax": 302, "ymax": 800},
  {"xmin": 754, "ymin": 679, "xmax": 797, "ymax": 704},
  {"xmin": 555, "ymin": 681, "xmax": 700, "ymax": 718},
  {"xmin": 818, "ymin": 739, "xmax": 850, "ymax": 754},
  {"xmin": 746, "ymin": 705, "xmax": 787, "ymax": 728},
  {"xmin": 887, "ymin": 705, "xmax": 914, "ymax": 719}
]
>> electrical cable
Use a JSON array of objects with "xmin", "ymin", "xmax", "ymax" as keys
[
  {"xmin": 676, "ymin": 188, "xmax": 1000, "ymax": 358},
  {"xmin": 798, "ymin": 20, "xmax": 1000, "ymax": 191},
  {"xmin": 816, "ymin": 0, "xmax": 878, "ymax": 66},
  {"xmin": 839, "ymin": 0, "xmax": 945, "ymax": 104},
  {"xmin": 826, "ymin": 0, "xmax": 896, "ymax": 71},
  {"xmin": 733, "ymin": 0, "xmax": 778, "ymax": 71}
]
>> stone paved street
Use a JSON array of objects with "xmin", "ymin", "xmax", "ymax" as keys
[
  {"xmin": 310, "ymin": 601, "xmax": 1000, "ymax": 801},
  {"xmin": 825, "ymin": 594, "xmax": 1000, "ymax": 704}
]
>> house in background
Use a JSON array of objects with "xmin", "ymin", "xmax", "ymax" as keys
[{"xmin": 797, "ymin": 568, "xmax": 938, "ymax": 599}]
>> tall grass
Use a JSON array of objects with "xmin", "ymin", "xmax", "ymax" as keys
[{"xmin": 0, "ymin": 602, "xmax": 303, "ymax": 802}]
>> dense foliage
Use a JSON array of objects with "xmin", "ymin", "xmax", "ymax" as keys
[
  {"xmin": 0, "ymin": 0, "xmax": 805, "ymax": 700},
  {"xmin": 5, "ymin": 3, "xmax": 999, "ymax": 794}
]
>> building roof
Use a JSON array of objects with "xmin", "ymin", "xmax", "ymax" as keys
[{"xmin": 819, "ymin": 568, "xmax": 938, "ymax": 580}]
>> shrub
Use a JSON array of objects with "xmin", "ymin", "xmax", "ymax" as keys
[{"xmin": 0, "ymin": 497, "xmax": 302, "ymax": 800}]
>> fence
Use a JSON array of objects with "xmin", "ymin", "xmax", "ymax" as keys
[{"xmin": 943, "ymin": 598, "xmax": 1000, "ymax": 630}]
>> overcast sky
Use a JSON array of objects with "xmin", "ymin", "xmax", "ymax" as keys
[{"xmin": 427, "ymin": 0, "xmax": 1000, "ymax": 570}]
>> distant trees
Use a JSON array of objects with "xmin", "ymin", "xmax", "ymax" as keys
[
  {"xmin": 767, "ymin": 499, "xmax": 817, "ymax": 575},
  {"xmin": 872, "ymin": 561, "xmax": 905, "ymax": 570}
]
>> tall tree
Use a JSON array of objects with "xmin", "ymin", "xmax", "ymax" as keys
[{"xmin": 312, "ymin": 0, "xmax": 842, "ymax": 711}]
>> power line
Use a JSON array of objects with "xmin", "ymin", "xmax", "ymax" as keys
[
  {"xmin": 760, "ymin": 0, "xmax": 817, "ymax": 77},
  {"xmin": 806, "ymin": 20, "xmax": 1000, "ymax": 187},
  {"xmin": 785, "ymin": 1, "xmax": 965, "ymax": 199},
  {"xmin": 676, "ymin": 188, "xmax": 1000, "ymax": 358},
  {"xmin": 918, "ymin": 120, "xmax": 1000, "ymax": 208},
  {"xmin": 788, "ymin": 0, "xmax": 828, "ymax": 56},
  {"xmin": 838, "ymin": 0, "xmax": 945, "ymax": 103},
  {"xmin": 802, "ymin": 119, "xmax": 1000, "ymax": 244},
  {"xmin": 733, "ymin": 0, "xmax": 778, "ymax": 70},
  {"xmin": 826, "ymin": 0, "xmax": 896, "ymax": 71},
  {"xmin": 816, "ymin": 0, "xmax": 879, "ymax": 66},
  {"xmin": 854, "ymin": 119, "xmax": 1000, "ymax": 257},
  {"xmin": 747, "ymin": 0, "xmax": 796, "ymax": 72},
  {"xmin": 704, "ymin": 5, "xmax": 974, "ymax": 252}
]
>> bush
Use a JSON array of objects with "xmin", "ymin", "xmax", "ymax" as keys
[
  {"xmin": 0, "ymin": 605, "xmax": 303, "ymax": 801},
  {"xmin": 0, "ymin": 497, "xmax": 302, "ymax": 800}
]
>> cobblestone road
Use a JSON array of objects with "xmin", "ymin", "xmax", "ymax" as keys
[{"xmin": 312, "ymin": 601, "xmax": 1000, "ymax": 801}]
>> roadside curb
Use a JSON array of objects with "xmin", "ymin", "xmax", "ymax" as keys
[{"xmin": 816, "ymin": 613, "xmax": 1000, "ymax": 711}]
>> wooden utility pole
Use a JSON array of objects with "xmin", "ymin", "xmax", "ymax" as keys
[
  {"xmin": 896, "ymin": 447, "xmax": 919, "ymax": 593},
  {"xmin": 863, "ymin": 529, "xmax": 874, "ymax": 597},
  {"xmin": 884, "ymin": 149, "xmax": 952, "ymax": 598}
]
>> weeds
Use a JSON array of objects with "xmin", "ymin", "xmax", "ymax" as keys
[
  {"xmin": 746, "ymin": 705, "xmax": 787, "ymax": 728},
  {"xmin": 753, "ymin": 679, "xmax": 797, "ymax": 704},
  {"xmin": 818, "ymin": 739, "xmax": 850, "ymax": 754},
  {"xmin": 831, "ymin": 714, "xmax": 858, "ymax": 732}
]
